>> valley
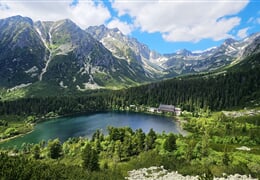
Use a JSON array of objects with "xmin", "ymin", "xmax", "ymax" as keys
[{"xmin": 0, "ymin": 15, "xmax": 259, "ymax": 179}]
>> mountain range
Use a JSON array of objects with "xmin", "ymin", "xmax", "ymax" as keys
[{"xmin": 0, "ymin": 15, "xmax": 259, "ymax": 95}]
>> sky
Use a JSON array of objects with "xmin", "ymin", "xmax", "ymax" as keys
[{"xmin": 0, "ymin": 0, "xmax": 260, "ymax": 54}]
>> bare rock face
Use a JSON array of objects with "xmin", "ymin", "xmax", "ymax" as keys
[
  {"xmin": 86, "ymin": 25, "xmax": 164, "ymax": 78},
  {"xmin": 242, "ymin": 35, "xmax": 260, "ymax": 57}
]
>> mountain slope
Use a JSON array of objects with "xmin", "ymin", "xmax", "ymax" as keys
[
  {"xmin": 160, "ymin": 33, "xmax": 260, "ymax": 74},
  {"xmin": 86, "ymin": 25, "xmax": 164, "ymax": 78},
  {"xmin": 34, "ymin": 19, "xmax": 119, "ymax": 90},
  {"xmin": 87, "ymin": 25, "xmax": 260, "ymax": 77},
  {"xmin": 0, "ymin": 16, "xmax": 46, "ymax": 87},
  {"xmin": 0, "ymin": 16, "xmax": 156, "ymax": 94},
  {"xmin": 0, "ymin": 16, "xmax": 259, "ymax": 99},
  {"xmin": 109, "ymin": 52, "xmax": 260, "ymax": 111}
]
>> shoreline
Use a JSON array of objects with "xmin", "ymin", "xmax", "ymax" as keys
[
  {"xmin": 0, "ymin": 129, "xmax": 33, "ymax": 144},
  {"xmin": 0, "ymin": 110, "xmax": 189, "ymax": 144},
  {"xmin": 174, "ymin": 116, "xmax": 189, "ymax": 136},
  {"xmin": 124, "ymin": 110, "xmax": 190, "ymax": 136}
]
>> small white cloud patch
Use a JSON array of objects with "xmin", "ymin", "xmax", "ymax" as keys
[
  {"xmin": 107, "ymin": 18, "xmax": 133, "ymax": 35},
  {"xmin": 237, "ymin": 27, "xmax": 249, "ymax": 39},
  {"xmin": 257, "ymin": 18, "xmax": 260, "ymax": 24}
]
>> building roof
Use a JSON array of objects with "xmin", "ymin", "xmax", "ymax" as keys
[{"xmin": 158, "ymin": 104, "xmax": 175, "ymax": 112}]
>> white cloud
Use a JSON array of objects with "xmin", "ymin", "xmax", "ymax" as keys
[
  {"xmin": 247, "ymin": 17, "xmax": 254, "ymax": 23},
  {"xmin": 257, "ymin": 18, "xmax": 260, "ymax": 24},
  {"xmin": 112, "ymin": 0, "xmax": 249, "ymax": 42},
  {"xmin": 247, "ymin": 16, "xmax": 260, "ymax": 25},
  {"xmin": 107, "ymin": 18, "xmax": 133, "ymax": 35},
  {"xmin": 237, "ymin": 27, "xmax": 249, "ymax": 39},
  {"xmin": 0, "ymin": 0, "xmax": 111, "ymax": 29},
  {"xmin": 163, "ymin": 17, "xmax": 240, "ymax": 42}
]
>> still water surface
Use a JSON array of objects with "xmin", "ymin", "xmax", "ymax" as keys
[{"xmin": 1, "ymin": 112, "xmax": 181, "ymax": 148}]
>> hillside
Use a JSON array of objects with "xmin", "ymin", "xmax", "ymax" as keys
[
  {"xmin": 0, "ymin": 16, "xmax": 154, "ymax": 94},
  {"xmin": 108, "ymin": 52, "xmax": 260, "ymax": 111},
  {"xmin": 0, "ymin": 16, "xmax": 260, "ymax": 99},
  {"xmin": 0, "ymin": 52, "xmax": 259, "ymax": 117}
]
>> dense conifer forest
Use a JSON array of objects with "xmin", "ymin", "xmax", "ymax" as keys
[
  {"xmin": 108, "ymin": 53, "xmax": 260, "ymax": 111},
  {"xmin": 0, "ymin": 53, "xmax": 259, "ymax": 116}
]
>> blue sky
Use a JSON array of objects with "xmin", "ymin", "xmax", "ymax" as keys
[{"xmin": 0, "ymin": 0, "xmax": 259, "ymax": 54}]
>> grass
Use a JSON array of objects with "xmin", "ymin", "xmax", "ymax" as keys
[
  {"xmin": 0, "ymin": 88, "xmax": 27, "ymax": 101},
  {"xmin": 0, "ymin": 115, "xmax": 33, "ymax": 141}
]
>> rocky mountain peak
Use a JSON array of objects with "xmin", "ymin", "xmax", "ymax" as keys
[
  {"xmin": 111, "ymin": 27, "xmax": 120, "ymax": 33},
  {"xmin": 223, "ymin": 38, "xmax": 237, "ymax": 46},
  {"xmin": 86, "ymin": 25, "xmax": 109, "ymax": 40},
  {"xmin": 176, "ymin": 49, "xmax": 192, "ymax": 56},
  {"xmin": 86, "ymin": 25, "xmax": 164, "ymax": 76},
  {"xmin": 1, "ymin": 15, "xmax": 33, "ymax": 26},
  {"xmin": 242, "ymin": 35, "xmax": 260, "ymax": 57}
]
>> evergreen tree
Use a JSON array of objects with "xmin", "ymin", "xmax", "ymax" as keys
[
  {"xmin": 145, "ymin": 128, "xmax": 157, "ymax": 150},
  {"xmin": 164, "ymin": 133, "xmax": 177, "ymax": 152},
  {"xmin": 82, "ymin": 143, "xmax": 99, "ymax": 171},
  {"xmin": 135, "ymin": 129, "xmax": 145, "ymax": 153},
  {"xmin": 32, "ymin": 144, "xmax": 41, "ymax": 159},
  {"xmin": 114, "ymin": 140, "xmax": 123, "ymax": 162},
  {"xmin": 222, "ymin": 152, "xmax": 230, "ymax": 166},
  {"xmin": 201, "ymin": 131, "xmax": 210, "ymax": 157},
  {"xmin": 123, "ymin": 132, "xmax": 133, "ymax": 157},
  {"xmin": 48, "ymin": 139, "xmax": 63, "ymax": 159}
]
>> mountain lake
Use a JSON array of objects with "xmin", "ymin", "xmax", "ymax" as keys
[{"xmin": 0, "ymin": 111, "xmax": 183, "ymax": 148}]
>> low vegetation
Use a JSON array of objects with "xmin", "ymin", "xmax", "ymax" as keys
[
  {"xmin": 0, "ymin": 53, "xmax": 259, "ymax": 179},
  {"xmin": 0, "ymin": 110, "xmax": 259, "ymax": 179},
  {"xmin": 0, "ymin": 115, "xmax": 35, "ymax": 141}
]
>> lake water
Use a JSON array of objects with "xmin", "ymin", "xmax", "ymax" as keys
[{"xmin": 0, "ymin": 111, "xmax": 182, "ymax": 148}]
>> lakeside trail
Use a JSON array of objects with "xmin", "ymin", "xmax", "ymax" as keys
[
  {"xmin": 174, "ymin": 116, "xmax": 189, "ymax": 136},
  {"xmin": 0, "ymin": 114, "xmax": 67, "ymax": 144},
  {"xmin": 0, "ymin": 130, "xmax": 33, "ymax": 144}
]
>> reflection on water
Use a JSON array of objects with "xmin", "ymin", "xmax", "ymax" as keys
[{"xmin": 0, "ymin": 112, "xmax": 181, "ymax": 148}]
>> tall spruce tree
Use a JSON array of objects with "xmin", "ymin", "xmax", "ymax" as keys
[
  {"xmin": 48, "ymin": 139, "xmax": 62, "ymax": 159},
  {"xmin": 82, "ymin": 143, "xmax": 99, "ymax": 171}
]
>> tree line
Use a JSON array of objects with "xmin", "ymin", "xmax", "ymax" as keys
[
  {"xmin": 0, "ymin": 53, "xmax": 259, "ymax": 116},
  {"xmin": 107, "ymin": 53, "xmax": 260, "ymax": 111}
]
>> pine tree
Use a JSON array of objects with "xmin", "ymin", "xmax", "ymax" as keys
[
  {"xmin": 47, "ymin": 139, "xmax": 63, "ymax": 159},
  {"xmin": 145, "ymin": 128, "xmax": 157, "ymax": 150},
  {"xmin": 82, "ymin": 143, "xmax": 99, "ymax": 171},
  {"xmin": 163, "ymin": 133, "xmax": 177, "ymax": 152},
  {"xmin": 32, "ymin": 144, "xmax": 41, "ymax": 159},
  {"xmin": 114, "ymin": 140, "xmax": 123, "ymax": 162}
]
